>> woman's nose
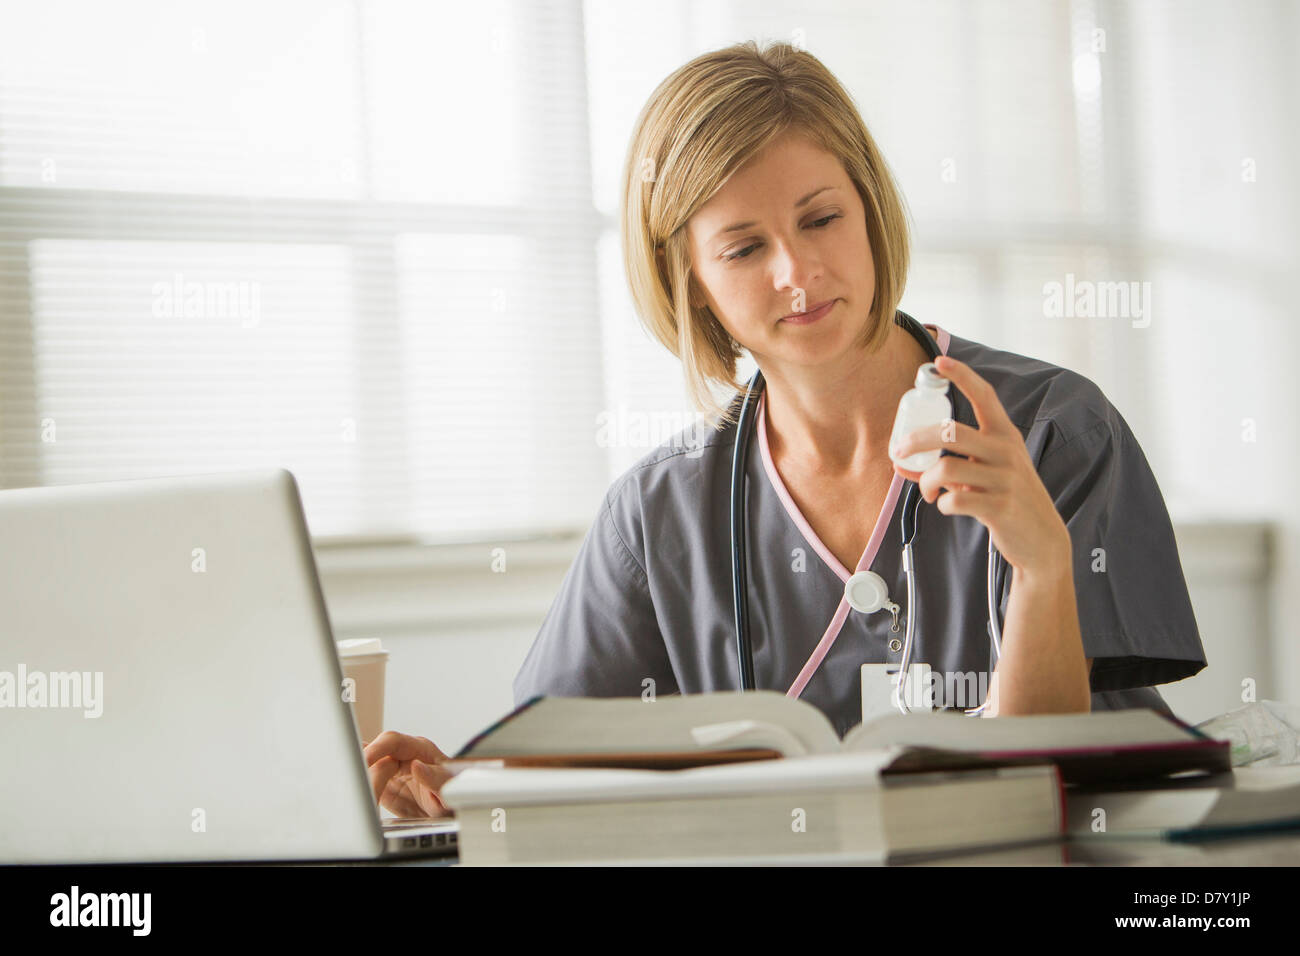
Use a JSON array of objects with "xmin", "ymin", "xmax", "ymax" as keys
[{"xmin": 769, "ymin": 236, "xmax": 823, "ymax": 293}]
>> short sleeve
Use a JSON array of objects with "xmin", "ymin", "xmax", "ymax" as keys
[
  {"xmin": 1032, "ymin": 409, "xmax": 1207, "ymax": 694},
  {"xmin": 512, "ymin": 489, "xmax": 679, "ymax": 704}
]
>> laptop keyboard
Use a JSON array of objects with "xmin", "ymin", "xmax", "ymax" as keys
[{"xmin": 382, "ymin": 816, "xmax": 458, "ymax": 853}]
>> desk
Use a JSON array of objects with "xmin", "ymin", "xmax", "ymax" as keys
[
  {"xmin": 316, "ymin": 828, "xmax": 1300, "ymax": 866},
  {"xmin": 910, "ymin": 829, "xmax": 1300, "ymax": 866}
]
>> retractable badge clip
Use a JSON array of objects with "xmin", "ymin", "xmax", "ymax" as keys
[{"xmin": 843, "ymin": 569, "xmax": 901, "ymax": 630}]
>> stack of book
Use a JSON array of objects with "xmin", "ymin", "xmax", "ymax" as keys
[
  {"xmin": 1066, "ymin": 764, "xmax": 1300, "ymax": 840},
  {"xmin": 438, "ymin": 691, "xmax": 1232, "ymax": 866}
]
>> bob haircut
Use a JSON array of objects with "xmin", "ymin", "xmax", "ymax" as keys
[{"xmin": 620, "ymin": 39, "xmax": 913, "ymax": 426}]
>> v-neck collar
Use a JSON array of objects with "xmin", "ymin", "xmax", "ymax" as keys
[{"xmin": 756, "ymin": 324, "xmax": 951, "ymax": 583}]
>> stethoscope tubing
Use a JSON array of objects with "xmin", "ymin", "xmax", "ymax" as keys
[
  {"xmin": 730, "ymin": 367, "xmax": 765, "ymax": 692},
  {"xmin": 730, "ymin": 312, "xmax": 1006, "ymax": 712}
]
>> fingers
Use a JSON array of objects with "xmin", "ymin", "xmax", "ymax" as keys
[
  {"xmin": 369, "ymin": 754, "xmax": 404, "ymax": 809},
  {"xmin": 364, "ymin": 731, "xmax": 399, "ymax": 766},
  {"xmin": 369, "ymin": 754, "xmax": 424, "ymax": 817},
  {"xmin": 380, "ymin": 762, "xmax": 431, "ymax": 818},
  {"xmin": 414, "ymin": 736, "xmax": 450, "ymax": 763},
  {"xmin": 411, "ymin": 759, "xmax": 455, "ymax": 818},
  {"xmin": 364, "ymin": 730, "xmax": 448, "ymax": 768},
  {"xmin": 932, "ymin": 356, "xmax": 1014, "ymax": 434},
  {"xmin": 919, "ymin": 457, "xmax": 1001, "ymax": 504},
  {"xmin": 892, "ymin": 419, "xmax": 1001, "ymax": 466},
  {"xmin": 383, "ymin": 789, "xmax": 425, "ymax": 818},
  {"xmin": 364, "ymin": 731, "xmax": 456, "ymax": 820}
]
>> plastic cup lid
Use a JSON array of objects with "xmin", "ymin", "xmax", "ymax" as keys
[{"xmin": 336, "ymin": 637, "xmax": 387, "ymax": 657}]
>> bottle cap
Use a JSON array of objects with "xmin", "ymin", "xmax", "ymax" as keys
[{"xmin": 915, "ymin": 363, "xmax": 950, "ymax": 391}]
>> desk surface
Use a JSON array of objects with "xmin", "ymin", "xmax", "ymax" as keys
[
  {"xmin": 911, "ymin": 829, "xmax": 1300, "ymax": 866},
  {"xmin": 329, "ymin": 828, "xmax": 1300, "ymax": 866}
]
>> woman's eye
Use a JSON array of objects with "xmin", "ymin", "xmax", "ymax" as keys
[{"xmin": 722, "ymin": 213, "xmax": 841, "ymax": 262}]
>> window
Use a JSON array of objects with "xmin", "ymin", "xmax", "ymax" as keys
[
  {"xmin": 0, "ymin": 0, "xmax": 609, "ymax": 539},
  {"xmin": 3, "ymin": 0, "xmax": 1293, "ymax": 540}
]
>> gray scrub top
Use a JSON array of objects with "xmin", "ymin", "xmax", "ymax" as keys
[{"xmin": 513, "ymin": 321, "xmax": 1207, "ymax": 736}]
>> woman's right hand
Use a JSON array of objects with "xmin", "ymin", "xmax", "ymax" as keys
[{"xmin": 364, "ymin": 731, "xmax": 455, "ymax": 818}]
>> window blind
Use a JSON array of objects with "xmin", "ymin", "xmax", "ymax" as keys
[
  {"xmin": 3, "ymin": 0, "xmax": 1296, "ymax": 539},
  {"xmin": 0, "ymin": 0, "xmax": 610, "ymax": 539}
]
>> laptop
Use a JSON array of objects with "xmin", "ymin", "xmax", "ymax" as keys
[{"xmin": 0, "ymin": 468, "xmax": 457, "ymax": 863}]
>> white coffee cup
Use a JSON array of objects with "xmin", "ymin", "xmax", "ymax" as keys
[{"xmin": 336, "ymin": 638, "xmax": 389, "ymax": 745}]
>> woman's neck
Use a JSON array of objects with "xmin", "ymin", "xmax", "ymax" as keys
[{"xmin": 761, "ymin": 322, "xmax": 935, "ymax": 475}]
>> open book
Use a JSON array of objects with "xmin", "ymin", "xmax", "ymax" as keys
[{"xmin": 452, "ymin": 690, "xmax": 1231, "ymax": 785}]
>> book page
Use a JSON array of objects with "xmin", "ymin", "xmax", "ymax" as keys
[
  {"xmin": 443, "ymin": 748, "xmax": 907, "ymax": 807},
  {"xmin": 842, "ymin": 708, "xmax": 1195, "ymax": 753}
]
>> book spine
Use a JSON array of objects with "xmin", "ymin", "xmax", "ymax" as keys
[
  {"xmin": 1054, "ymin": 765, "xmax": 1067, "ymax": 836},
  {"xmin": 454, "ymin": 696, "xmax": 544, "ymax": 759}
]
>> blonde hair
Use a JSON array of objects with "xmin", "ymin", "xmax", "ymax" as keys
[{"xmin": 620, "ymin": 40, "xmax": 913, "ymax": 426}]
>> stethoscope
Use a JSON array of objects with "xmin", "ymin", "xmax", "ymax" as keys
[{"xmin": 729, "ymin": 310, "xmax": 1008, "ymax": 715}]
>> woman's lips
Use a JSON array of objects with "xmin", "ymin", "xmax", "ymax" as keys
[{"xmin": 780, "ymin": 299, "xmax": 836, "ymax": 325}]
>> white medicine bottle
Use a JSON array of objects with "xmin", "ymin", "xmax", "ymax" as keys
[{"xmin": 889, "ymin": 363, "xmax": 952, "ymax": 472}]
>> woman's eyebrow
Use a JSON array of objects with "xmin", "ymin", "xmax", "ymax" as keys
[{"xmin": 710, "ymin": 185, "xmax": 838, "ymax": 243}]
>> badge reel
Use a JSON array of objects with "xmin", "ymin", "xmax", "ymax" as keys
[{"xmin": 846, "ymin": 570, "xmax": 934, "ymax": 720}]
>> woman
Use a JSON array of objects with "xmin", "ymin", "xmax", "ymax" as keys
[{"xmin": 368, "ymin": 40, "xmax": 1206, "ymax": 818}]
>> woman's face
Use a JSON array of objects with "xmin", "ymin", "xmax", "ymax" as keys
[{"xmin": 685, "ymin": 129, "xmax": 876, "ymax": 373}]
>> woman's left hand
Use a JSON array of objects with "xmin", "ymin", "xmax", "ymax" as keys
[{"xmin": 890, "ymin": 355, "xmax": 1071, "ymax": 580}]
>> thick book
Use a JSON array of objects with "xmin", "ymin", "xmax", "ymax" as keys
[
  {"xmin": 1066, "ymin": 764, "xmax": 1300, "ymax": 840},
  {"xmin": 440, "ymin": 748, "xmax": 1065, "ymax": 865},
  {"xmin": 451, "ymin": 691, "xmax": 1231, "ymax": 785}
]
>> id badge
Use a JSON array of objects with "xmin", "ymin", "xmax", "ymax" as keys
[{"xmin": 861, "ymin": 662, "xmax": 934, "ymax": 721}]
